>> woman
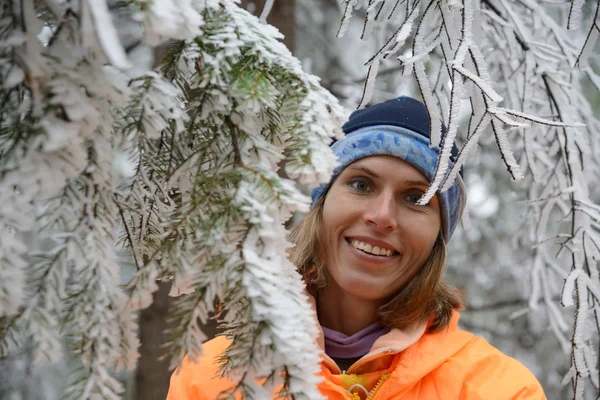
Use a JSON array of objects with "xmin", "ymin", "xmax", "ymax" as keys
[{"xmin": 167, "ymin": 97, "xmax": 546, "ymax": 399}]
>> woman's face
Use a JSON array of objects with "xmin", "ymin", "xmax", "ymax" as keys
[{"xmin": 321, "ymin": 155, "xmax": 441, "ymax": 302}]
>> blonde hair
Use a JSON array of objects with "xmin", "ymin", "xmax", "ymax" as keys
[{"xmin": 288, "ymin": 195, "xmax": 463, "ymax": 332}]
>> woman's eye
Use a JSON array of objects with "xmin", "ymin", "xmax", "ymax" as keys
[
  {"xmin": 349, "ymin": 179, "xmax": 371, "ymax": 192},
  {"xmin": 405, "ymin": 193, "xmax": 424, "ymax": 205}
]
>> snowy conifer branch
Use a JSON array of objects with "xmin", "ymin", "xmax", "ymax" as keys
[
  {"xmin": 1, "ymin": 10, "xmax": 133, "ymax": 394},
  {"xmin": 131, "ymin": 4, "xmax": 344, "ymax": 398},
  {"xmin": 543, "ymin": 76, "xmax": 600, "ymax": 397},
  {"xmin": 338, "ymin": 0, "xmax": 600, "ymax": 398},
  {"xmin": 2, "ymin": 0, "xmax": 345, "ymax": 398}
]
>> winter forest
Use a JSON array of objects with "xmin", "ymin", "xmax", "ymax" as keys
[{"xmin": 1, "ymin": 0, "xmax": 600, "ymax": 399}]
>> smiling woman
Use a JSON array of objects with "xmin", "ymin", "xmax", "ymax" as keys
[
  {"xmin": 166, "ymin": 97, "xmax": 547, "ymax": 400},
  {"xmin": 315, "ymin": 156, "xmax": 448, "ymax": 335}
]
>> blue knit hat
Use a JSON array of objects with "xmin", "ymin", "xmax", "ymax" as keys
[{"xmin": 311, "ymin": 96, "xmax": 466, "ymax": 241}]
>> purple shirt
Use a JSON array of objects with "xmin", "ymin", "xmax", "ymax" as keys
[{"xmin": 322, "ymin": 322, "xmax": 391, "ymax": 359}]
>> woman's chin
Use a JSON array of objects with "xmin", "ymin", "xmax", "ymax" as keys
[{"xmin": 334, "ymin": 274, "xmax": 392, "ymax": 301}]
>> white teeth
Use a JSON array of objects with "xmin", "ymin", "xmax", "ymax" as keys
[{"xmin": 350, "ymin": 240, "xmax": 394, "ymax": 257}]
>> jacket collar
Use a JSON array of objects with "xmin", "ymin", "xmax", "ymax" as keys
[{"xmin": 306, "ymin": 292, "xmax": 429, "ymax": 374}]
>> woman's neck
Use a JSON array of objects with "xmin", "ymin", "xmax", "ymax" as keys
[{"xmin": 317, "ymin": 284, "xmax": 383, "ymax": 336}]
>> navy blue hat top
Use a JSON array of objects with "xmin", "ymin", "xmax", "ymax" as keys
[{"xmin": 343, "ymin": 96, "xmax": 459, "ymax": 164}]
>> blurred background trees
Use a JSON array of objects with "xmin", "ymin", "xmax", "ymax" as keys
[{"xmin": 295, "ymin": 2, "xmax": 600, "ymax": 398}]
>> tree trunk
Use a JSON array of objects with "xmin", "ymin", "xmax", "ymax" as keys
[
  {"xmin": 133, "ymin": 282, "xmax": 219, "ymax": 400},
  {"xmin": 240, "ymin": 0, "xmax": 296, "ymax": 52},
  {"xmin": 133, "ymin": 282, "xmax": 172, "ymax": 400}
]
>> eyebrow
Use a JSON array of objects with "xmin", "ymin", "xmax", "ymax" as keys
[
  {"xmin": 348, "ymin": 165, "xmax": 379, "ymax": 178},
  {"xmin": 347, "ymin": 165, "xmax": 431, "ymax": 187},
  {"xmin": 405, "ymin": 179, "xmax": 430, "ymax": 188}
]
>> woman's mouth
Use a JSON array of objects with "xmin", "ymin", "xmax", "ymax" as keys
[{"xmin": 345, "ymin": 238, "xmax": 398, "ymax": 257}]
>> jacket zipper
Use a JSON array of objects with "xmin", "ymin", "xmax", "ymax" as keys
[
  {"xmin": 323, "ymin": 348, "xmax": 401, "ymax": 375},
  {"xmin": 364, "ymin": 373, "xmax": 390, "ymax": 400}
]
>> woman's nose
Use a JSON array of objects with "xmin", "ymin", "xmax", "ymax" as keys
[{"xmin": 363, "ymin": 192, "xmax": 398, "ymax": 231}]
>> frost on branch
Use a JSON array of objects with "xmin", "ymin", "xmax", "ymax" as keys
[
  {"xmin": 0, "ymin": 0, "xmax": 141, "ymax": 395},
  {"xmin": 1, "ymin": 0, "xmax": 344, "ymax": 398},
  {"xmin": 338, "ymin": 0, "xmax": 600, "ymax": 398},
  {"xmin": 129, "ymin": 3, "xmax": 344, "ymax": 398}
]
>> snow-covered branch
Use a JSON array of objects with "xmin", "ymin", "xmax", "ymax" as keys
[
  {"xmin": 338, "ymin": 0, "xmax": 600, "ymax": 398},
  {"xmin": 1, "ymin": 0, "xmax": 344, "ymax": 398}
]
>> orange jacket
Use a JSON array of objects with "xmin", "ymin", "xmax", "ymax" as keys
[{"xmin": 167, "ymin": 311, "xmax": 546, "ymax": 399}]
